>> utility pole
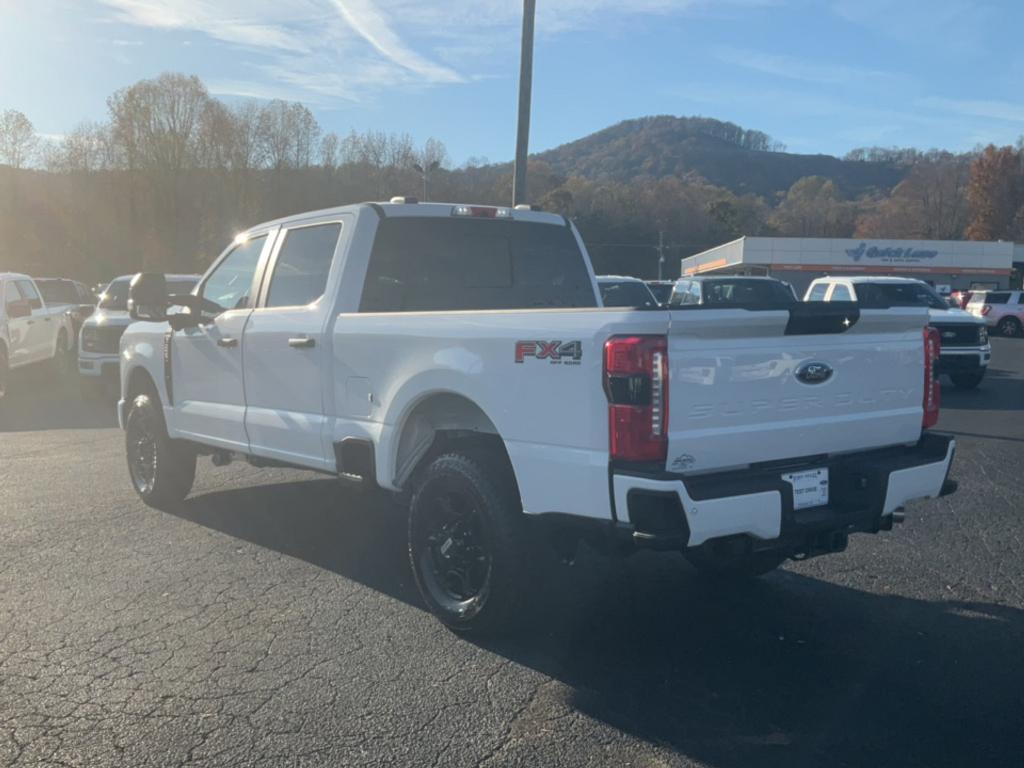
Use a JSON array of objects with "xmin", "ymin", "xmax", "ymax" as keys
[
  {"xmin": 657, "ymin": 230, "xmax": 666, "ymax": 280},
  {"xmin": 512, "ymin": 0, "xmax": 536, "ymax": 207},
  {"xmin": 412, "ymin": 161, "xmax": 439, "ymax": 202}
]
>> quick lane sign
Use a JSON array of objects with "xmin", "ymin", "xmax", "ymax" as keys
[{"xmin": 845, "ymin": 242, "xmax": 939, "ymax": 263}]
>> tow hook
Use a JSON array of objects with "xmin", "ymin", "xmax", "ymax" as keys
[{"xmin": 892, "ymin": 510, "xmax": 905, "ymax": 524}]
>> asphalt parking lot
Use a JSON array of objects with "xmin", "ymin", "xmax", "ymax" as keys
[{"xmin": 1, "ymin": 339, "xmax": 1022, "ymax": 768}]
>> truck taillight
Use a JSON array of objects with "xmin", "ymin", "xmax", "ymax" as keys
[
  {"xmin": 981, "ymin": 305, "xmax": 991, "ymax": 316},
  {"xmin": 604, "ymin": 335, "xmax": 668, "ymax": 462},
  {"xmin": 922, "ymin": 326, "xmax": 941, "ymax": 429}
]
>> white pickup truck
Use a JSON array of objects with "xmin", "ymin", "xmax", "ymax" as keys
[
  {"xmin": 1, "ymin": 272, "xmax": 76, "ymax": 399},
  {"xmin": 119, "ymin": 201, "xmax": 958, "ymax": 632}
]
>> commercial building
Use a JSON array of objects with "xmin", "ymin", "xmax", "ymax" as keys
[{"xmin": 680, "ymin": 237, "xmax": 1023, "ymax": 295}]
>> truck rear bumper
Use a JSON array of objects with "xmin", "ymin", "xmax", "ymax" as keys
[{"xmin": 608, "ymin": 432, "xmax": 955, "ymax": 553}]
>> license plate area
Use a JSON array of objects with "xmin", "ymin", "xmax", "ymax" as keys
[{"xmin": 782, "ymin": 467, "xmax": 829, "ymax": 510}]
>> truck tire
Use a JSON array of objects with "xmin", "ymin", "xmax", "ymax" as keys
[
  {"xmin": 52, "ymin": 330, "xmax": 74, "ymax": 379},
  {"xmin": 950, "ymin": 370, "xmax": 985, "ymax": 389},
  {"xmin": 125, "ymin": 392, "xmax": 196, "ymax": 509},
  {"xmin": 997, "ymin": 316, "xmax": 1021, "ymax": 337},
  {"xmin": 686, "ymin": 548, "xmax": 786, "ymax": 579},
  {"xmin": 0, "ymin": 345, "xmax": 7, "ymax": 400},
  {"xmin": 408, "ymin": 451, "xmax": 527, "ymax": 634}
]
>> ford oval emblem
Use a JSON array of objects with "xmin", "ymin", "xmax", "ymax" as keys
[{"xmin": 796, "ymin": 361, "xmax": 833, "ymax": 385}]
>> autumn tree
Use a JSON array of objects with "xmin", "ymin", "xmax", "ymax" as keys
[
  {"xmin": 965, "ymin": 144, "xmax": 1024, "ymax": 240},
  {"xmin": 856, "ymin": 154, "xmax": 971, "ymax": 239},
  {"xmin": 771, "ymin": 176, "xmax": 859, "ymax": 237}
]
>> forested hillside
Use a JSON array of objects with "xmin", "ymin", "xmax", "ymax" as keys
[{"xmin": 536, "ymin": 116, "xmax": 906, "ymax": 198}]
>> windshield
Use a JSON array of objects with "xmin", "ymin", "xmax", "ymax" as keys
[
  {"xmin": 599, "ymin": 280, "xmax": 658, "ymax": 308},
  {"xmin": 97, "ymin": 279, "xmax": 130, "ymax": 311},
  {"xmin": 97, "ymin": 277, "xmax": 195, "ymax": 311},
  {"xmin": 36, "ymin": 280, "xmax": 78, "ymax": 305},
  {"xmin": 856, "ymin": 282, "xmax": 948, "ymax": 310}
]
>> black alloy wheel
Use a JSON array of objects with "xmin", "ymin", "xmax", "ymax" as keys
[
  {"xmin": 126, "ymin": 402, "xmax": 160, "ymax": 496},
  {"xmin": 415, "ymin": 481, "xmax": 493, "ymax": 615}
]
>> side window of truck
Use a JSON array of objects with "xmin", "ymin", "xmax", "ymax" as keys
[
  {"xmin": 16, "ymin": 280, "xmax": 43, "ymax": 310},
  {"xmin": 807, "ymin": 283, "xmax": 829, "ymax": 301},
  {"xmin": 829, "ymin": 284, "xmax": 852, "ymax": 301},
  {"xmin": 265, "ymin": 223, "xmax": 342, "ymax": 308},
  {"xmin": 199, "ymin": 235, "xmax": 267, "ymax": 313},
  {"xmin": 4, "ymin": 281, "xmax": 20, "ymax": 309}
]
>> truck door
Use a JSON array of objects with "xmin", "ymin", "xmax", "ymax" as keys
[
  {"xmin": 4, "ymin": 280, "xmax": 31, "ymax": 367},
  {"xmin": 170, "ymin": 231, "xmax": 275, "ymax": 451},
  {"xmin": 242, "ymin": 218, "xmax": 346, "ymax": 470},
  {"xmin": 14, "ymin": 280, "xmax": 51, "ymax": 363}
]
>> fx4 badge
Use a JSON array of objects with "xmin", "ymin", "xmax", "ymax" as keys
[{"xmin": 515, "ymin": 340, "xmax": 583, "ymax": 365}]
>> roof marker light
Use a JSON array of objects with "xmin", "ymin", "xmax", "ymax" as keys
[{"xmin": 451, "ymin": 205, "xmax": 512, "ymax": 219}]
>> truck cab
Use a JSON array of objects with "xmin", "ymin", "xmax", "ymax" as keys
[{"xmin": 805, "ymin": 276, "xmax": 991, "ymax": 389}]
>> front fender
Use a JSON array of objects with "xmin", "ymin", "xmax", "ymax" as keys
[{"xmin": 120, "ymin": 322, "xmax": 172, "ymax": 428}]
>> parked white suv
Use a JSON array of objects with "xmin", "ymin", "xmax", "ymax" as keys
[
  {"xmin": 805, "ymin": 276, "xmax": 991, "ymax": 390},
  {"xmin": 79, "ymin": 273, "xmax": 198, "ymax": 396},
  {"xmin": 0, "ymin": 272, "xmax": 76, "ymax": 399},
  {"xmin": 965, "ymin": 290, "xmax": 1024, "ymax": 338},
  {"xmin": 118, "ymin": 201, "xmax": 957, "ymax": 632}
]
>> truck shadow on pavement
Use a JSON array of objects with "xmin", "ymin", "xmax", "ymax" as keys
[{"xmin": 175, "ymin": 478, "xmax": 1024, "ymax": 768}]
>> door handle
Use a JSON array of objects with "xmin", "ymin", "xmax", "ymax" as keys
[
  {"xmin": 43, "ymin": 316, "xmax": 51, "ymax": 322},
  {"xmin": 26, "ymin": 319, "xmax": 35, "ymax": 325},
  {"xmin": 217, "ymin": 337, "xmax": 239, "ymax": 348},
  {"xmin": 288, "ymin": 336, "xmax": 315, "ymax": 349}
]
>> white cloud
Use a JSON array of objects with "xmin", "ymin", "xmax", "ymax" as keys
[
  {"xmin": 328, "ymin": 0, "xmax": 461, "ymax": 82},
  {"xmin": 714, "ymin": 46, "xmax": 892, "ymax": 85},
  {"xmin": 97, "ymin": 0, "xmax": 775, "ymax": 103},
  {"xmin": 917, "ymin": 97, "xmax": 1024, "ymax": 124}
]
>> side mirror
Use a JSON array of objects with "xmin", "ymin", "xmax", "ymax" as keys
[
  {"xmin": 128, "ymin": 272, "xmax": 168, "ymax": 321},
  {"xmin": 7, "ymin": 299, "xmax": 31, "ymax": 319}
]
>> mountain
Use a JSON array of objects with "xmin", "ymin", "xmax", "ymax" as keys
[{"xmin": 535, "ymin": 115, "xmax": 907, "ymax": 199}]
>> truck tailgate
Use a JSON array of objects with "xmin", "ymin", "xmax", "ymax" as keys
[{"xmin": 665, "ymin": 306, "xmax": 929, "ymax": 474}]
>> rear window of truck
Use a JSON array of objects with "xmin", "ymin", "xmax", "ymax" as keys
[{"xmin": 359, "ymin": 218, "xmax": 597, "ymax": 312}]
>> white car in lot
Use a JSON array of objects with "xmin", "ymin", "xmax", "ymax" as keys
[
  {"xmin": 0, "ymin": 272, "xmax": 76, "ymax": 399},
  {"xmin": 966, "ymin": 290, "xmax": 1024, "ymax": 338},
  {"xmin": 79, "ymin": 273, "xmax": 198, "ymax": 396},
  {"xmin": 805, "ymin": 276, "xmax": 991, "ymax": 389},
  {"xmin": 118, "ymin": 200, "xmax": 957, "ymax": 632}
]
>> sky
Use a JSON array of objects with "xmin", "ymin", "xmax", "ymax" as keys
[{"xmin": 1, "ymin": 0, "xmax": 1022, "ymax": 164}]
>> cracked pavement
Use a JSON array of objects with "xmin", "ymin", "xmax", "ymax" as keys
[{"xmin": 1, "ymin": 338, "xmax": 1023, "ymax": 767}]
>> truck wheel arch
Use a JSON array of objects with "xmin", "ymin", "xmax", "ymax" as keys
[
  {"xmin": 125, "ymin": 366, "xmax": 159, "ymax": 402},
  {"xmin": 392, "ymin": 392, "xmax": 510, "ymax": 491}
]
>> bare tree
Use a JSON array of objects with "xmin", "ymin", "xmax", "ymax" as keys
[
  {"xmin": 107, "ymin": 73, "xmax": 211, "ymax": 172},
  {"xmin": 0, "ymin": 109, "xmax": 37, "ymax": 169},
  {"xmin": 319, "ymin": 132, "xmax": 340, "ymax": 170},
  {"xmin": 47, "ymin": 122, "xmax": 113, "ymax": 173}
]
